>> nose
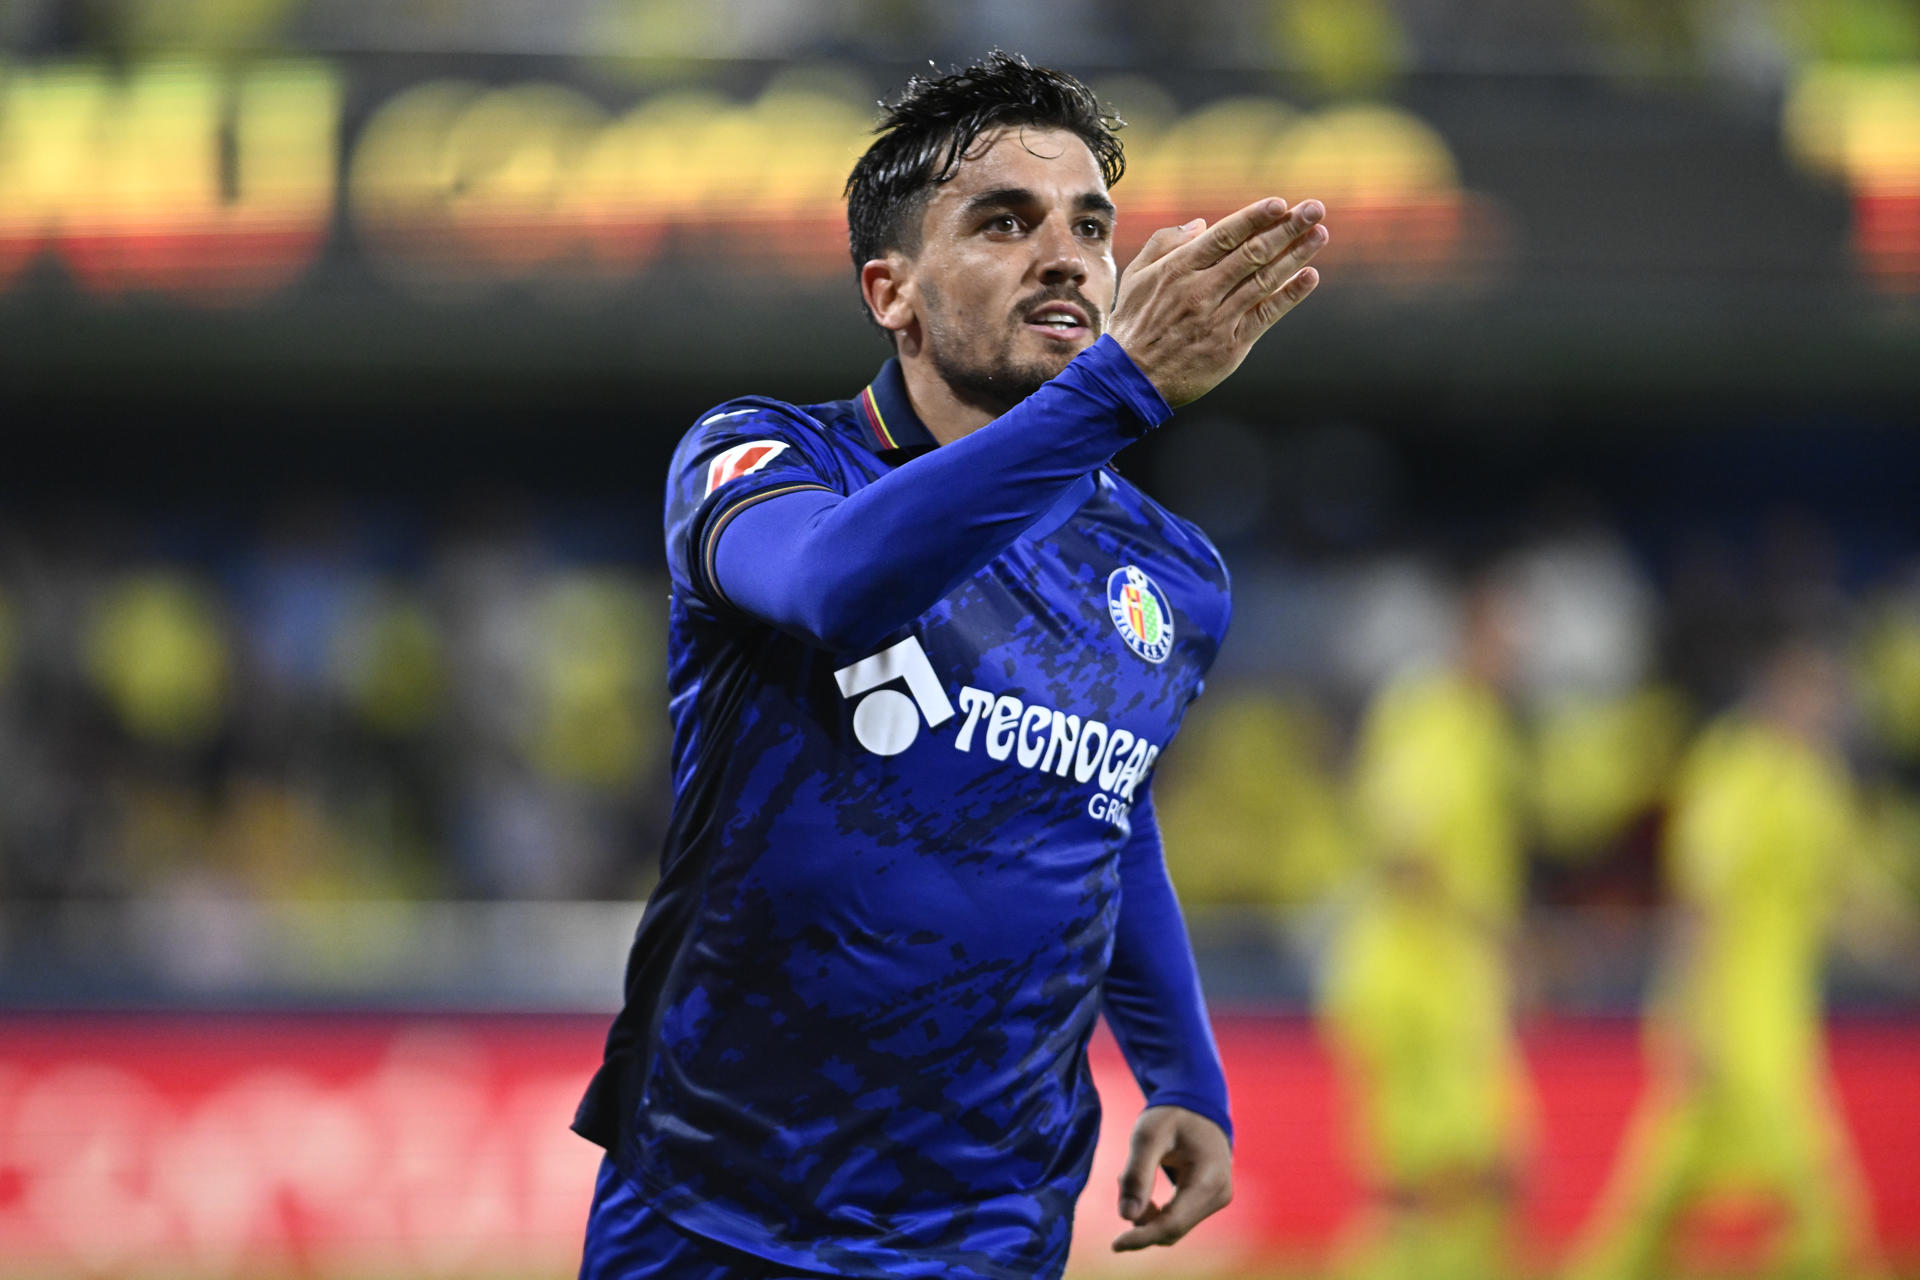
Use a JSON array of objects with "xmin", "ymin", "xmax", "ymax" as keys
[{"xmin": 1033, "ymin": 214, "xmax": 1088, "ymax": 286}]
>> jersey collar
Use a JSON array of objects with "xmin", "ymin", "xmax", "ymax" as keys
[{"xmin": 857, "ymin": 357, "xmax": 938, "ymax": 461}]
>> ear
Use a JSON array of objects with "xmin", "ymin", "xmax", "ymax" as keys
[{"xmin": 860, "ymin": 254, "xmax": 917, "ymax": 339}]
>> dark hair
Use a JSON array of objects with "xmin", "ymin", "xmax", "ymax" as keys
[{"xmin": 844, "ymin": 51, "xmax": 1125, "ymax": 271}]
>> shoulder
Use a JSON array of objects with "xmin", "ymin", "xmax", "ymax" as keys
[
  {"xmin": 1101, "ymin": 470, "xmax": 1230, "ymax": 587},
  {"xmin": 669, "ymin": 395, "xmax": 852, "ymax": 477},
  {"xmin": 662, "ymin": 394, "xmax": 862, "ymax": 597},
  {"xmin": 664, "ymin": 392, "xmax": 870, "ymax": 516},
  {"xmin": 1099, "ymin": 470, "xmax": 1232, "ymax": 645}
]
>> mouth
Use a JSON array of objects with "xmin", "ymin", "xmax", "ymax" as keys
[{"xmin": 1022, "ymin": 301, "xmax": 1093, "ymax": 343}]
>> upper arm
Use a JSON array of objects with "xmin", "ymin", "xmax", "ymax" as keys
[{"xmin": 664, "ymin": 404, "xmax": 841, "ymax": 608}]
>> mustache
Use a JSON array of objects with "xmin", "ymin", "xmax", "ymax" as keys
[{"xmin": 1012, "ymin": 286, "xmax": 1102, "ymax": 328}]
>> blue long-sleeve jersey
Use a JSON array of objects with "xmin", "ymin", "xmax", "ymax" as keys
[{"xmin": 574, "ymin": 337, "xmax": 1232, "ymax": 1280}]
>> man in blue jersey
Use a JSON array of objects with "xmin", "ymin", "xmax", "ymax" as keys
[{"xmin": 575, "ymin": 51, "xmax": 1329, "ymax": 1280}]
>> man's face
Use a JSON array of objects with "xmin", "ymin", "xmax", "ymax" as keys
[{"xmin": 894, "ymin": 125, "xmax": 1118, "ymax": 417}]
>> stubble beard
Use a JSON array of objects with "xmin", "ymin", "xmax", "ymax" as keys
[
  {"xmin": 922, "ymin": 284, "xmax": 1080, "ymax": 420},
  {"xmin": 928, "ymin": 334, "xmax": 1063, "ymax": 420}
]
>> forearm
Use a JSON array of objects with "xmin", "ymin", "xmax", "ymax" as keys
[
  {"xmin": 712, "ymin": 336, "xmax": 1168, "ymax": 650},
  {"xmin": 1103, "ymin": 793, "xmax": 1233, "ymax": 1140}
]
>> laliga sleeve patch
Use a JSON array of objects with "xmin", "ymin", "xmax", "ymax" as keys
[{"xmin": 705, "ymin": 440, "xmax": 791, "ymax": 496}]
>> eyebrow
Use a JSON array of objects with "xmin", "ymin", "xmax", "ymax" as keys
[{"xmin": 959, "ymin": 186, "xmax": 1117, "ymax": 221}]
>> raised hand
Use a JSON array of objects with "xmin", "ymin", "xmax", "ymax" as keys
[{"xmin": 1107, "ymin": 198, "xmax": 1327, "ymax": 407}]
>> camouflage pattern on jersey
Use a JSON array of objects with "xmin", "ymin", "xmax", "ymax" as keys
[{"xmin": 575, "ymin": 357, "xmax": 1230, "ymax": 1280}]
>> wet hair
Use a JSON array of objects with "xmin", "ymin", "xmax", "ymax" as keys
[{"xmin": 844, "ymin": 51, "xmax": 1125, "ymax": 272}]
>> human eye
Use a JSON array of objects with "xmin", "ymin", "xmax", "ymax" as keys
[
  {"xmin": 983, "ymin": 212, "xmax": 1022, "ymax": 235},
  {"xmin": 1076, "ymin": 216, "xmax": 1112, "ymax": 240}
]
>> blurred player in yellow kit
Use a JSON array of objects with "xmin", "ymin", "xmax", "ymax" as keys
[
  {"xmin": 1563, "ymin": 638, "xmax": 1886, "ymax": 1280},
  {"xmin": 1320, "ymin": 583, "xmax": 1535, "ymax": 1280}
]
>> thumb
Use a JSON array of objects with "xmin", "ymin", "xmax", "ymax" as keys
[
  {"xmin": 1117, "ymin": 1119, "xmax": 1174, "ymax": 1220},
  {"xmin": 1126, "ymin": 218, "xmax": 1206, "ymax": 275}
]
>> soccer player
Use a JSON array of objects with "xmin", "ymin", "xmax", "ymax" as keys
[
  {"xmin": 572, "ymin": 52, "xmax": 1328, "ymax": 1280},
  {"xmin": 1319, "ymin": 580, "xmax": 1535, "ymax": 1280},
  {"xmin": 1561, "ymin": 638, "xmax": 1887, "ymax": 1280}
]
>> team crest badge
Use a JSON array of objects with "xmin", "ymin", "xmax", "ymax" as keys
[{"xmin": 1107, "ymin": 565, "xmax": 1174, "ymax": 663}]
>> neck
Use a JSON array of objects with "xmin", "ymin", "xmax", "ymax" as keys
[{"xmin": 896, "ymin": 353, "xmax": 1002, "ymax": 447}]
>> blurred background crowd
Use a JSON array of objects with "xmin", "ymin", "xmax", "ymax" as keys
[
  {"xmin": 4, "ymin": 465, "xmax": 1920, "ymax": 1003},
  {"xmin": 2, "ymin": 0, "xmax": 1916, "ymax": 84},
  {"xmin": 0, "ymin": 495, "xmax": 667, "ymax": 906}
]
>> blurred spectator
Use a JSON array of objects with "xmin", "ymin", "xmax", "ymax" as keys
[
  {"xmin": 1327, "ymin": 553, "xmax": 1460, "ymax": 700},
  {"xmin": 1499, "ymin": 516, "xmax": 1657, "ymax": 705},
  {"xmin": 85, "ymin": 567, "xmax": 230, "ymax": 746},
  {"xmin": 0, "ymin": 492, "xmax": 670, "ymax": 914},
  {"xmin": 1156, "ymin": 688, "xmax": 1353, "ymax": 909},
  {"xmin": 0, "ymin": 470, "xmax": 1918, "ymax": 1025},
  {"xmin": 1502, "ymin": 510, "xmax": 1684, "ymax": 906},
  {"xmin": 1530, "ymin": 689, "xmax": 1687, "ymax": 877}
]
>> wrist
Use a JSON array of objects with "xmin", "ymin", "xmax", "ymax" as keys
[
  {"xmin": 1064, "ymin": 335, "xmax": 1174, "ymax": 434},
  {"xmin": 1142, "ymin": 1093, "xmax": 1235, "ymax": 1146}
]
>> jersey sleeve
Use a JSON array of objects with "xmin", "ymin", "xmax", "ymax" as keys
[
  {"xmin": 710, "ymin": 335, "xmax": 1174, "ymax": 653},
  {"xmin": 1101, "ymin": 786, "xmax": 1234, "ymax": 1142},
  {"xmin": 663, "ymin": 400, "xmax": 845, "ymax": 606}
]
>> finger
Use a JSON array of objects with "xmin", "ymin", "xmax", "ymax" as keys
[
  {"xmin": 1109, "ymin": 1200, "xmax": 1167, "ymax": 1251},
  {"xmin": 1215, "ymin": 199, "xmax": 1325, "ymax": 298},
  {"xmin": 1116, "ymin": 1121, "xmax": 1174, "ymax": 1221},
  {"xmin": 1125, "ymin": 218, "xmax": 1207, "ymax": 275},
  {"xmin": 1225, "ymin": 213, "xmax": 1328, "ymax": 308},
  {"xmin": 1235, "ymin": 266, "xmax": 1320, "ymax": 344},
  {"xmin": 1172, "ymin": 197, "xmax": 1290, "ymax": 270},
  {"xmin": 1110, "ymin": 1171, "xmax": 1232, "ymax": 1252}
]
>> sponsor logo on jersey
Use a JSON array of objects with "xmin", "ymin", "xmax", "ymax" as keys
[
  {"xmin": 951, "ymin": 686, "xmax": 1160, "ymax": 832},
  {"xmin": 832, "ymin": 636, "xmax": 955, "ymax": 756},
  {"xmin": 833, "ymin": 636, "xmax": 1161, "ymax": 833},
  {"xmin": 1107, "ymin": 565, "xmax": 1174, "ymax": 663},
  {"xmin": 704, "ymin": 440, "xmax": 790, "ymax": 496}
]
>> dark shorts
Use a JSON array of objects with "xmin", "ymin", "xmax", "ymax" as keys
[{"xmin": 579, "ymin": 1157, "xmax": 838, "ymax": 1280}]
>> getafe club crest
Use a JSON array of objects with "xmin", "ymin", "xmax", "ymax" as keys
[{"xmin": 1107, "ymin": 565, "xmax": 1174, "ymax": 663}]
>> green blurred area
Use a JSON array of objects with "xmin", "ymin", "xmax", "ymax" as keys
[{"xmin": 33, "ymin": 0, "xmax": 1920, "ymax": 71}]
